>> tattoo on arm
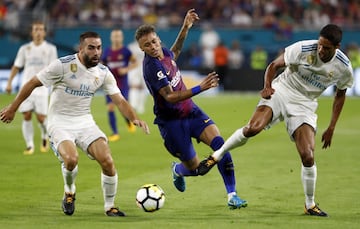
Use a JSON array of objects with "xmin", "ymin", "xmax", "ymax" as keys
[{"xmin": 171, "ymin": 28, "xmax": 188, "ymax": 59}]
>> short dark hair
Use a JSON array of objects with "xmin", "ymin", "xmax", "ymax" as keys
[
  {"xmin": 79, "ymin": 31, "xmax": 100, "ymax": 45},
  {"xmin": 319, "ymin": 24, "xmax": 342, "ymax": 46},
  {"xmin": 135, "ymin": 24, "xmax": 156, "ymax": 41}
]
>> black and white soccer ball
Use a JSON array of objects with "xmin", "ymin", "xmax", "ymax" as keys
[{"xmin": 136, "ymin": 184, "xmax": 165, "ymax": 212}]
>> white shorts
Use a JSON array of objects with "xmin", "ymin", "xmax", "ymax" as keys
[
  {"xmin": 49, "ymin": 124, "xmax": 107, "ymax": 162},
  {"xmin": 257, "ymin": 82, "xmax": 318, "ymax": 140},
  {"xmin": 18, "ymin": 93, "xmax": 48, "ymax": 115}
]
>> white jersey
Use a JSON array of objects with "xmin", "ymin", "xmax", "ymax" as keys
[
  {"xmin": 36, "ymin": 54, "xmax": 120, "ymax": 130},
  {"xmin": 276, "ymin": 40, "xmax": 353, "ymax": 100},
  {"xmin": 128, "ymin": 41, "xmax": 145, "ymax": 87},
  {"xmin": 14, "ymin": 41, "xmax": 58, "ymax": 96}
]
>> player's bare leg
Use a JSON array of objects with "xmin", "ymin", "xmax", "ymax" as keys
[
  {"xmin": 58, "ymin": 141, "xmax": 78, "ymax": 216},
  {"xmin": 294, "ymin": 124, "xmax": 328, "ymax": 217},
  {"xmin": 88, "ymin": 138, "xmax": 125, "ymax": 216},
  {"xmin": 198, "ymin": 106, "xmax": 272, "ymax": 175}
]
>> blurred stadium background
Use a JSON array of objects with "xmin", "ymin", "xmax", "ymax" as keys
[{"xmin": 0, "ymin": 0, "xmax": 359, "ymax": 94}]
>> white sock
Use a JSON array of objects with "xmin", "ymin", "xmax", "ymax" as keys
[
  {"xmin": 62, "ymin": 163, "xmax": 78, "ymax": 193},
  {"xmin": 213, "ymin": 127, "xmax": 248, "ymax": 161},
  {"xmin": 22, "ymin": 120, "xmax": 34, "ymax": 149},
  {"xmin": 38, "ymin": 119, "xmax": 47, "ymax": 140},
  {"xmin": 301, "ymin": 164, "xmax": 317, "ymax": 209},
  {"xmin": 227, "ymin": 192, "xmax": 237, "ymax": 201},
  {"xmin": 102, "ymin": 172, "xmax": 118, "ymax": 211}
]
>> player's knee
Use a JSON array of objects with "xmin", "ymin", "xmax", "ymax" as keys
[
  {"xmin": 63, "ymin": 155, "xmax": 78, "ymax": 171},
  {"xmin": 301, "ymin": 152, "xmax": 314, "ymax": 167},
  {"xmin": 244, "ymin": 124, "xmax": 262, "ymax": 137},
  {"xmin": 100, "ymin": 155, "xmax": 116, "ymax": 175}
]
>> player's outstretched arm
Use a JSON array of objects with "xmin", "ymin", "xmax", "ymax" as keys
[
  {"xmin": 1, "ymin": 76, "xmax": 42, "ymax": 123},
  {"xmin": 5, "ymin": 66, "xmax": 20, "ymax": 94},
  {"xmin": 109, "ymin": 93, "xmax": 150, "ymax": 134},
  {"xmin": 171, "ymin": 9, "xmax": 200, "ymax": 60},
  {"xmin": 158, "ymin": 71, "xmax": 219, "ymax": 104},
  {"xmin": 321, "ymin": 88, "xmax": 346, "ymax": 149}
]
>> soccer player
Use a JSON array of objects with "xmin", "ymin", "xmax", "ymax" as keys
[
  {"xmin": 101, "ymin": 29, "xmax": 138, "ymax": 142},
  {"xmin": 135, "ymin": 9, "xmax": 247, "ymax": 209},
  {"xmin": 128, "ymin": 40, "xmax": 148, "ymax": 115},
  {"xmin": 198, "ymin": 24, "xmax": 354, "ymax": 216},
  {"xmin": 0, "ymin": 31, "xmax": 150, "ymax": 216},
  {"xmin": 5, "ymin": 21, "xmax": 58, "ymax": 155}
]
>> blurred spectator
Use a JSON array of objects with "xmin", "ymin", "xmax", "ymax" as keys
[
  {"xmin": 347, "ymin": 43, "xmax": 360, "ymax": 95},
  {"xmin": 262, "ymin": 12, "xmax": 278, "ymax": 29},
  {"xmin": 228, "ymin": 40, "xmax": 244, "ymax": 69},
  {"xmin": 184, "ymin": 42, "xmax": 202, "ymax": 69},
  {"xmin": 213, "ymin": 41, "xmax": 229, "ymax": 89},
  {"xmin": 0, "ymin": 0, "xmax": 6, "ymax": 35},
  {"xmin": 275, "ymin": 10, "xmax": 294, "ymax": 40},
  {"xmin": 332, "ymin": 6, "xmax": 346, "ymax": 27},
  {"xmin": 0, "ymin": 0, "xmax": 6, "ymax": 21},
  {"xmin": 199, "ymin": 23, "xmax": 220, "ymax": 69},
  {"xmin": 50, "ymin": 0, "xmax": 79, "ymax": 27},
  {"xmin": 231, "ymin": 8, "xmax": 252, "ymax": 27},
  {"xmin": 304, "ymin": 5, "xmax": 331, "ymax": 29},
  {"xmin": 347, "ymin": 43, "xmax": 360, "ymax": 69},
  {"xmin": 78, "ymin": 0, "xmax": 106, "ymax": 25},
  {"xmin": 3, "ymin": 1, "xmax": 21, "ymax": 31},
  {"xmin": 13, "ymin": 0, "xmax": 357, "ymax": 30},
  {"xmin": 250, "ymin": 46, "xmax": 268, "ymax": 70}
]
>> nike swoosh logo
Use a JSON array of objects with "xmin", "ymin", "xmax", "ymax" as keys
[{"xmin": 204, "ymin": 118, "xmax": 211, "ymax": 123}]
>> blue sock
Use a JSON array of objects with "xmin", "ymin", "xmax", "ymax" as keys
[
  {"xmin": 211, "ymin": 136, "xmax": 236, "ymax": 193},
  {"xmin": 108, "ymin": 111, "xmax": 118, "ymax": 134},
  {"xmin": 175, "ymin": 163, "xmax": 198, "ymax": 176}
]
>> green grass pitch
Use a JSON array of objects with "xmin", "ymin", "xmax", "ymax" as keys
[{"xmin": 0, "ymin": 92, "xmax": 359, "ymax": 229}]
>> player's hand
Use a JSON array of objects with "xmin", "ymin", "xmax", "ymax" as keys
[
  {"xmin": 5, "ymin": 83, "xmax": 12, "ymax": 94},
  {"xmin": 133, "ymin": 120, "xmax": 150, "ymax": 134},
  {"xmin": 260, "ymin": 87, "xmax": 275, "ymax": 99},
  {"xmin": 200, "ymin": 71, "xmax": 219, "ymax": 91},
  {"xmin": 321, "ymin": 127, "xmax": 334, "ymax": 149},
  {"xmin": 184, "ymin": 9, "xmax": 200, "ymax": 29},
  {"xmin": 0, "ymin": 105, "xmax": 16, "ymax": 124},
  {"xmin": 118, "ymin": 68, "xmax": 128, "ymax": 76}
]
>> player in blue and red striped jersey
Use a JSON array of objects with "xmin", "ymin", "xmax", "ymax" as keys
[
  {"xmin": 135, "ymin": 9, "xmax": 247, "ymax": 209},
  {"xmin": 102, "ymin": 29, "xmax": 138, "ymax": 141}
]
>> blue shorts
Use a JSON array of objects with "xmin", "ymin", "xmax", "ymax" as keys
[
  {"xmin": 105, "ymin": 86, "xmax": 129, "ymax": 104},
  {"xmin": 157, "ymin": 107, "xmax": 215, "ymax": 161}
]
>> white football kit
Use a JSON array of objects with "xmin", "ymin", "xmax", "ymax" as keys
[
  {"xmin": 37, "ymin": 54, "xmax": 121, "ymax": 157},
  {"xmin": 258, "ymin": 40, "xmax": 354, "ymax": 138},
  {"xmin": 14, "ymin": 41, "xmax": 58, "ymax": 114},
  {"xmin": 128, "ymin": 41, "xmax": 147, "ymax": 114}
]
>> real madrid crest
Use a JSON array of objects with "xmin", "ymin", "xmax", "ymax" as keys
[
  {"xmin": 328, "ymin": 71, "xmax": 334, "ymax": 79},
  {"xmin": 70, "ymin": 64, "xmax": 78, "ymax": 73},
  {"xmin": 306, "ymin": 55, "xmax": 316, "ymax": 65},
  {"xmin": 94, "ymin": 76, "xmax": 100, "ymax": 86}
]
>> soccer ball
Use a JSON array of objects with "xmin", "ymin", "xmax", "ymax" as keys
[{"xmin": 136, "ymin": 184, "xmax": 165, "ymax": 212}]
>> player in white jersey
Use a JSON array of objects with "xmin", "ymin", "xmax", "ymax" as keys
[
  {"xmin": 128, "ymin": 40, "xmax": 148, "ymax": 114},
  {"xmin": 198, "ymin": 24, "xmax": 354, "ymax": 217},
  {"xmin": 5, "ymin": 21, "xmax": 58, "ymax": 155},
  {"xmin": 0, "ymin": 31, "xmax": 150, "ymax": 217}
]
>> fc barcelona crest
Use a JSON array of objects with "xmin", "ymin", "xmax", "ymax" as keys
[{"xmin": 70, "ymin": 64, "xmax": 77, "ymax": 73}]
